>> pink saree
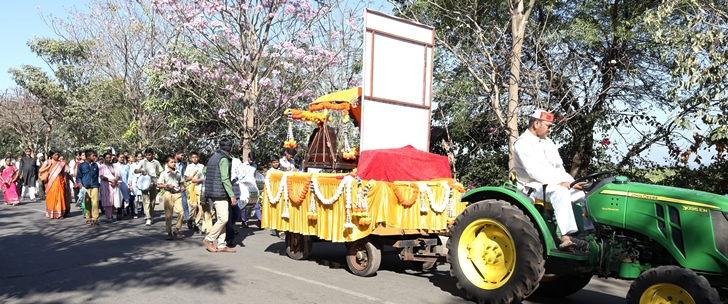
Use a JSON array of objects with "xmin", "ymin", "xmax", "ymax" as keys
[{"xmin": 1, "ymin": 166, "xmax": 19, "ymax": 205}]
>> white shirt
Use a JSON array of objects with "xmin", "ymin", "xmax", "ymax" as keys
[
  {"xmin": 279, "ymin": 157, "xmax": 294, "ymax": 171},
  {"xmin": 232, "ymin": 157, "xmax": 258, "ymax": 203},
  {"xmin": 512, "ymin": 129, "xmax": 574, "ymax": 189},
  {"xmin": 185, "ymin": 163, "xmax": 205, "ymax": 186}
]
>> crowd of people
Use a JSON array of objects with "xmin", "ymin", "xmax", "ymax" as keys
[{"xmin": 0, "ymin": 139, "xmax": 305, "ymax": 253}]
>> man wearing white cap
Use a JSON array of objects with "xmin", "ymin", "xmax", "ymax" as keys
[{"xmin": 512, "ymin": 110, "xmax": 586, "ymax": 250}]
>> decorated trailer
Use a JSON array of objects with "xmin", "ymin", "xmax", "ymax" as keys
[{"xmin": 259, "ymin": 9, "xmax": 465, "ymax": 275}]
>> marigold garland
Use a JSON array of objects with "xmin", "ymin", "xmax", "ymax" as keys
[
  {"xmin": 284, "ymin": 108, "xmax": 327, "ymax": 124},
  {"xmin": 393, "ymin": 184, "xmax": 419, "ymax": 207},
  {"xmin": 287, "ymin": 178, "xmax": 310, "ymax": 205},
  {"xmin": 307, "ymin": 211, "xmax": 318, "ymax": 221},
  {"xmin": 309, "ymin": 101, "xmax": 350, "ymax": 114}
]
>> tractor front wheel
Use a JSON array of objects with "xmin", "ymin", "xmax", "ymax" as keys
[
  {"xmin": 447, "ymin": 200, "xmax": 545, "ymax": 304},
  {"xmin": 626, "ymin": 266, "xmax": 719, "ymax": 304}
]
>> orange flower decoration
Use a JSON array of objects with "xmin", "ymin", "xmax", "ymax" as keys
[
  {"xmin": 284, "ymin": 139, "xmax": 297, "ymax": 149},
  {"xmin": 284, "ymin": 109, "xmax": 327, "ymax": 124},
  {"xmin": 309, "ymin": 102, "xmax": 350, "ymax": 114},
  {"xmin": 447, "ymin": 218, "xmax": 456, "ymax": 225},
  {"xmin": 393, "ymin": 185, "xmax": 419, "ymax": 207},
  {"xmin": 449, "ymin": 182, "xmax": 466, "ymax": 193},
  {"xmin": 358, "ymin": 217, "xmax": 371, "ymax": 226},
  {"xmin": 341, "ymin": 148, "xmax": 357, "ymax": 160},
  {"xmin": 287, "ymin": 178, "xmax": 310, "ymax": 205},
  {"xmin": 307, "ymin": 212, "xmax": 318, "ymax": 221}
]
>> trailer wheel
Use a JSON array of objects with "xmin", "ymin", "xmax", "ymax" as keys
[
  {"xmin": 532, "ymin": 274, "xmax": 592, "ymax": 298},
  {"xmin": 346, "ymin": 238, "xmax": 382, "ymax": 277},
  {"xmin": 411, "ymin": 260, "xmax": 437, "ymax": 271},
  {"xmin": 626, "ymin": 266, "xmax": 718, "ymax": 304},
  {"xmin": 285, "ymin": 232, "xmax": 312, "ymax": 260},
  {"xmin": 447, "ymin": 200, "xmax": 545, "ymax": 304}
]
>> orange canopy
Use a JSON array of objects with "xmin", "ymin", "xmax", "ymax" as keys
[{"xmin": 309, "ymin": 87, "xmax": 362, "ymax": 126}]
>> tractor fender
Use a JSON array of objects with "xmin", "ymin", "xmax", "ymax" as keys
[{"xmin": 462, "ymin": 186, "xmax": 557, "ymax": 253}]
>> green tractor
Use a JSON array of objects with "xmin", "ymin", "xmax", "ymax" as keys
[{"xmin": 448, "ymin": 172, "xmax": 728, "ymax": 304}]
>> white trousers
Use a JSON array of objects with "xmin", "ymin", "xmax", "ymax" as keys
[
  {"xmin": 21, "ymin": 186, "xmax": 36, "ymax": 200},
  {"xmin": 530, "ymin": 185, "xmax": 586, "ymax": 236}
]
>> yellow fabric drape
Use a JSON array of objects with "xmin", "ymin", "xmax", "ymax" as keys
[{"xmin": 261, "ymin": 171, "xmax": 466, "ymax": 243}]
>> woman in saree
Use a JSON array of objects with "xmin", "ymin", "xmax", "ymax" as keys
[
  {"xmin": 39, "ymin": 150, "xmax": 67, "ymax": 218},
  {"xmin": 1, "ymin": 156, "xmax": 20, "ymax": 205}
]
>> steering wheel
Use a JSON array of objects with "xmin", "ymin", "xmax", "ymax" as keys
[{"xmin": 570, "ymin": 171, "xmax": 612, "ymax": 191}]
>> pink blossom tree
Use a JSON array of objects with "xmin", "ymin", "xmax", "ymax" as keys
[{"xmin": 150, "ymin": 0, "xmax": 368, "ymax": 155}]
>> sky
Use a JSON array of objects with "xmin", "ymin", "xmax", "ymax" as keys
[
  {"xmin": 0, "ymin": 1, "xmax": 711, "ymax": 168},
  {"xmin": 0, "ymin": 1, "xmax": 89, "ymax": 90}
]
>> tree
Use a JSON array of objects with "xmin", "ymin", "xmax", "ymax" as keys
[
  {"xmin": 0, "ymin": 88, "xmax": 49, "ymax": 152},
  {"xmin": 642, "ymin": 0, "xmax": 728, "ymax": 165},
  {"xmin": 391, "ymin": 0, "xmax": 534, "ymax": 185},
  {"xmin": 43, "ymin": 0, "xmax": 175, "ymax": 151},
  {"xmin": 149, "ymin": 0, "xmax": 368, "ymax": 157}
]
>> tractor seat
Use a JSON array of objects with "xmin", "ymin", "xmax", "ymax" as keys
[{"xmin": 509, "ymin": 171, "xmax": 554, "ymax": 211}]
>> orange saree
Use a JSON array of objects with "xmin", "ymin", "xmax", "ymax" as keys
[{"xmin": 43, "ymin": 160, "xmax": 67, "ymax": 219}]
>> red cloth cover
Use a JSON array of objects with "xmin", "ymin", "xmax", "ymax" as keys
[{"xmin": 356, "ymin": 145, "xmax": 452, "ymax": 182}]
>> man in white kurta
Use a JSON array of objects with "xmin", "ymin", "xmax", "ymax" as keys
[{"xmin": 513, "ymin": 110, "xmax": 585, "ymax": 249}]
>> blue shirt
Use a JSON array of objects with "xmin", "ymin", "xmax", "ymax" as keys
[
  {"xmin": 118, "ymin": 163, "xmax": 131, "ymax": 184},
  {"xmin": 175, "ymin": 161, "xmax": 185, "ymax": 177},
  {"xmin": 76, "ymin": 161, "xmax": 100, "ymax": 188}
]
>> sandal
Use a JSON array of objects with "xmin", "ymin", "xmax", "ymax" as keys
[
  {"xmin": 166, "ymin": 233, "xmax": 174, "ymax": 240},
  {"xmin": 558, "ymin": 240, "xmax": 577, "ymax": 251},
  {"xmin": 203, "ymin": 239, "xmax": 217, "ymax": 252},
  {"xmin": 559, "ymin": 235, "xmax": 589, "ymax": 252},
  {"xmin": 174, "ymin": 229, "xmax": 184, "ymax": 240}
]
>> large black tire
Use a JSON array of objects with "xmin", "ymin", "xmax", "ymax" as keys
[
  {"xmin": 532, "ymin": 274, "xmax": 592, "ymax": 298},
  {"xmin": 285, "ymin": 232, "xmax": 313, "ymax": 260},
  {"xmin": 626, "ymin": 266, "xmax": 719, "ymax": 304},
  {"xmin": 447, "ymin": 200, "xmax": 545, "ymax": 304},
  {"xmin": 346, "ymin": 238, "xmax": 382, "ymax": 277}
]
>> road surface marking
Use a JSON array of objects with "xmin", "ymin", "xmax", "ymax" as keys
[{"xmin": 255, "ymin": 266, "xmax": 399, "ymax": 304}]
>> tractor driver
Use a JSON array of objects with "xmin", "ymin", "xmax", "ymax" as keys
[{"xmin": 512, "ymin": 110, "xmax": 586, "ymax": 251}]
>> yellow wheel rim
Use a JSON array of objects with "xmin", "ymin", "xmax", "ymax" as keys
[
  {"xmin": 640, "ymin": 283, "xmax": 696, "ymax": 304},
  {"xmin": 457, "ymin": 219, "xmax": 516, "ymax": 290}
]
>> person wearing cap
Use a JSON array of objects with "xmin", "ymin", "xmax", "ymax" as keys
[
  {"xmin": 512, "ymin": 110, "xmax": 586, "ymax": 251},
  {"xmin": 202, "ymin": 138, "xmax": 237, "ymax": 253}
]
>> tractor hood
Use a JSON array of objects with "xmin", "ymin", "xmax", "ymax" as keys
[{"xmin": 598, "ymin": 180, "xmax": 728, "ymax": 212}]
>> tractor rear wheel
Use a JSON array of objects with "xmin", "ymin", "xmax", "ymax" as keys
[
  {"xmin": 447, "ymin": 200, "xmax": 545, "ymax": 304},
  {"xmin": 532, "ymin": 274, "xmax": 592, "ymax": 298},
  {"xmin": 626, "ymin": 266, "xmax": 719, "ymax": 304}
]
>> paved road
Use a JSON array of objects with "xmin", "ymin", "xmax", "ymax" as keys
[{"xmin": 0, "ymin": 198, "xmax": 631, "ymax": 303}]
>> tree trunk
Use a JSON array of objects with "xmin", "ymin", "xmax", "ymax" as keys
[{"xmin": 506, "ymin": 0, "xmax": 535, "ymax": 170}]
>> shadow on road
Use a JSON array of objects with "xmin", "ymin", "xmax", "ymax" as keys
[{"xmin": 0, "ymin": 202, "xmax": 233, "ymax": 301}]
